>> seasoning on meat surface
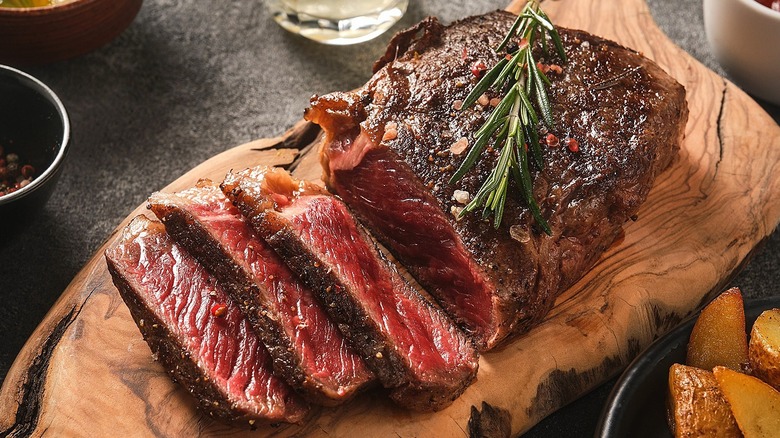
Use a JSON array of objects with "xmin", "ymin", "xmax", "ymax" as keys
[
  {"xmin": 222, "ymin": 167, "xmax": 479, "ymax": 412},
  {"xmin": 105, "ymin": 215, "xmax": 309, "ymax": 424},
  {"xmin": 309, "ymin": 11, "xmax": 688, "ymax": 350},
  {"xmin": 148, "ymin": 182, "xmax": 374, "ymax": 406}
]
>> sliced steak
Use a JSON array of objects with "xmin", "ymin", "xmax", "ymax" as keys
[
  {"xmin": 308, "ymin": 11, "xmax": 688, "ymax": 350},
  {"xmin": 148, "ymin": 181, "xmax": 373, "ymax": 406},
  {"xmin": 221, "ymin": 167, "xmax": 479, "ymax": 412},
  {"xmin": 105, "ymin": 215, "xmax": 308, "ymax": 425}
]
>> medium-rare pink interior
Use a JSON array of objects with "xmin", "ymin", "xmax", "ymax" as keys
[
  {"xmin": 324, "ymin": 139, "xmax": 497, "ymax": 346},
  {"xmin": 221, "ymin": 167, "xmax": 478, "ymax": 411},
  {"xmin": 149, "ymin": 184, "xmax": 373, "ymax": 403},
  {"xmin": 105, "ymin": 216, "xmax": 308, "ymax": 423},
  {"xmin": 283, "ymin": 194, "xmax": 470, "ymax": 377}
]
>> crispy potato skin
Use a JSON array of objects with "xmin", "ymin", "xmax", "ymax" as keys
[
  {"xmin": 669, "ymin": 292, "xmax": 780, "ymax": 437},
  {"xmin": 687, "ymin": 288, "xmax": 749, "ymax": 371},
  {"xmin": 713, "ymin": 366, "xmax": 780, "ymax": 437},
  {"xmin": 667, "ymin": 364, "xmax": 742, "ymax": 438},
  {"xmin": 749, "ymin": 308, "xmax": 780, "ymax": 392}
]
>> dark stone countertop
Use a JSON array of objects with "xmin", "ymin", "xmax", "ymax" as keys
[{"xmin": 0, "ymin": 0, "xmax": 778, "ymax": 436}]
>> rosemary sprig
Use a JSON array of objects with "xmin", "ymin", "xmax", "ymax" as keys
[{"xmin": 450, "ymin": 1, "xmax": 566, "ymax": 234}]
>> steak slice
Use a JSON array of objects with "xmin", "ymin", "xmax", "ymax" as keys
[
  {"xmin": 221, "ymin": 167, "xmax": 479, "ymax": 412},
  {"xmin": 308, "ymin": 11, "xmax": 688, "ymax": 350},
  {"xmin": 105, "ymin": 215, "xmax": 308, "ymax": 425},
  {"xmin": 148, "ymin": 181, "xmax": 373, "ymax": 406}
]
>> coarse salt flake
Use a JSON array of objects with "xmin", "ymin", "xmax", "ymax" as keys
[
  {"xmin": 453, "ymin": 190, "xmax": 470, "ymax": 204},
  {"xmin": 450, "ymin": 205, "xmax": 464, "ymax": 220},
  {"xmin": 450, "ymin": 137, "xmax": 469, "ymax": 155},
  {"xmin": 382, "ymin": 122, "xmax": 398, "ymax": 141}
]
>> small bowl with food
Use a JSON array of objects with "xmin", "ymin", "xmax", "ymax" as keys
[
  {"xmin": 0, "ymin": 64, "xmax": 70, "ymax": 227},
  {"xmin": 0, "ymin": 0, "xmax": 143, "ymax": 66},
  {"xmin": 597, "ymin": 288, "xmax": 780, "ymax": 437},
  {"xmin": 703, "ymin": 0, "xmax": 780, "ymax": 105}
]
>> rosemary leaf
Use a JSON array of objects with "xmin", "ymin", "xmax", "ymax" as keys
[
  {"xmin": 526, "ymin": 7, "xmax": 554, "ymax": 31},
  {"xmin": 496, "ymin": 14, "xmax": 524, "ymax": 52},
  {"xmin": 517, "ymin": 87, "xmax": 538, "ymax": 126},
  {"xmin": 527, "ymin": 50, "xmax": 554, "ymax": 127},
  {"xmin": 525, "ymin": 123, "xmax": 543, "ymax": 169},
  {"xmin": 453, "ymin": 0, "xmax": 564, "ymax": 233},
  {"xmin": 450, "ymin": 127, "xmax": 495, "ymax": 183},
  {"xmin": 514, "ymin": 140, "xmax": 552, "ymax": 234}
]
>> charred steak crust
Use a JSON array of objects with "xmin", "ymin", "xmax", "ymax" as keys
[
  {"xmin": 105, "ymin": 216, "xmax": 308, "ymax": 424},
  {"xmin": 148, "ymin": 184, "xmax": 373, "ymax": 406},
  {"xmin": 255, "ymin": 212, "xmax": 411, "ymax": 388},
  {"xmin": 149, "ymin": 200, "xmax": 311, "ymax": 396},
  {"xmin": 221, "ymin": 168, "xmax": 479, "ymax": 412},
  {"xmin": 310, "ymin": 11, "xmax": 687, "ymax": 349}
]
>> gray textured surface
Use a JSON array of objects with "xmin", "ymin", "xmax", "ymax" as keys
[{"xmin": 0, "ymin": 0, "xmax": 778, "ymax": 436}]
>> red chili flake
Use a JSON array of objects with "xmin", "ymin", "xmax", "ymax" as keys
[
  {"xmin": 548, "ymin": 64, "xmax": 563, "ymax": 74},
  {"xmin": 20, "ymin": 164, "xmax": 35, "ymax": 178},
  {"xmin": 461, "ymin": 47, "xmax": 468, "ymax": 61},
  {"xmin": 566, "ymin": 138, "xmax": 580, "ymax": 152},
  {"xmin": 471, "ymin": 60, "xmax": 487, "ymax": 77},
  {"xmin": 545, "ymin": 133, "xmax": 559, "ymax": 148},
  {"xmin": 536, "ymin": 62, "xmax": 550, "ymax": 74},
  {"xmin": 211, "ymin": 303, "xmax": 228, "ymax": 318},
  {"xmin": 270, "ymin": 193, "xmax": 290, "ymax": 207}
]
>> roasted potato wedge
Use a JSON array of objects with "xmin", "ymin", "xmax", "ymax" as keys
[
  {"xmin": 667, "ymin": 363, "xmax": 741, "ymax": 438},
  {"xmin": 749, "ymin": 308, "xmax": 780, "ymax": 391},
  {"xmin": 713, "ymin": 366, "xmax": 780, "ymax": 437},
  {"xmin": 687, "ymin": 288, "xmax": 749, "ymax": 371}
]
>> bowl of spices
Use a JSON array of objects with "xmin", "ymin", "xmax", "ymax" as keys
[
  {"xmin": 0, "ymin": 0, "xmax": 143, "ymax": 66},
  {"xmin": 703, "ymin": 0, "xmax": 780, "ymax": 105},
  {"xmin": 0, "ymin": 64, "xmax": 69, "ymax": 227}
]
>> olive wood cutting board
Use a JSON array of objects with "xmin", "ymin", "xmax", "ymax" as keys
[{"xmin": 2, "ymin": 0, "xmax": 780, "ymax": 436}]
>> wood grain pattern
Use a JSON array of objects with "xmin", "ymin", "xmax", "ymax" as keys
[{"xmin": 2, "ymin": 0, "xmax": 780, "ymax": 436}]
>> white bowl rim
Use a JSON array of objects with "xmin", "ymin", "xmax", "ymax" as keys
[
  {"xmin": 0, "ymin": 64, "xmax": 70, "ymax": 206},
  {"xmin": 735, "ymin": 0, "xmax": 780, "ymax": 19}
]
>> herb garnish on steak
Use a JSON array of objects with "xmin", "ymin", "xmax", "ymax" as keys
[{"xmin": 451, "ymin": 1, "xmax": 567, "ymax": 231}]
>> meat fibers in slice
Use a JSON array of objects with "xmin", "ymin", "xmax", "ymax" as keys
[
  {"xmin": 148, "ymin": 181, "xmax": 373, "ymax": 406},
  {"xmin": 309, "ymin": 11, "xmax": 687, "ymax": 350},
  {"xmin": 105, "ymin": 215, "xmax": 308, "ymax": 425},
  {"xmin": 221, "ymin": 167, "xmax": 479, "ymax": 412}
]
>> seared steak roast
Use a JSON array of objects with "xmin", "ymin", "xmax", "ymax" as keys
[
  {"xmin": 308, "ymin": 11, "xmax": 687, "ymax": 349},
  {"xmin": 221, "ymin": 167, "xmax": 479, "ymax": 412},
  {"xmin": 105, "ymin": 216, "xmax": 309, "ymax": 424},
  {"xmin": 148, "ymin": 182, "xmax": 373, "ymax": 405}
]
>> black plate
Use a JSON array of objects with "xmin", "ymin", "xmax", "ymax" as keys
[{"xmin": 596, "ymin": 295, "xmax": 780, "ymax": 438}]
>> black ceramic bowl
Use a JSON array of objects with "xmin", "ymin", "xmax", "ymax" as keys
[{"xmin": 0, "ymin": 65, "xmax": 69, "ymax": 228}]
